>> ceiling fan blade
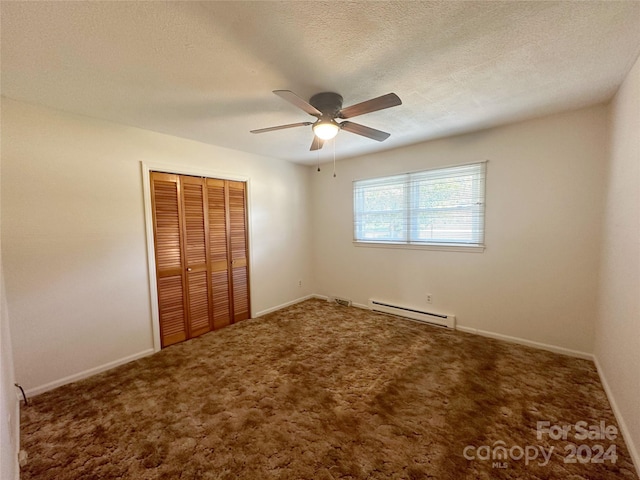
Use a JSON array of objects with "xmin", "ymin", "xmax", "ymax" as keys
[
  {"xmin": 310, "ymin": 136, "xmax": 325, "ymax": 151},
  {"xmin": 338, "ymin": 93, "xmax": 402, "ymax": 119},
  {"xmin": 250, "ymin": 122, "xmax": 313, "ymax": 134},
  {"xmin": 340, "ymin": 121, "xmax": 391, "ymax": 142},
  {"xmin": 273, "ymin": 90, "xmax": 322, "ymax": 117}
]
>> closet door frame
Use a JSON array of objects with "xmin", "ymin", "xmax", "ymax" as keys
[{"xmin": 141, "ymin": 161, "xmax": 253, "ymax": 352}]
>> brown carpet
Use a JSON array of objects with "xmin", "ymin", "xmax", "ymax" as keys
[{"xmin": 21, "ymin": 299, "xmax": 638, "ymax": 479}]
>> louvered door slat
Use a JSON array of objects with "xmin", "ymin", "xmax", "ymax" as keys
[
  {"xmin": 207, "ymin": 179, "xmax": 228, "ymax": 263},
  {"xmin": 158, "ymin": 276, "xmax": 187, "ymax": 341},
  {"xmin": 152, "ymin": 180, "xmax": 182, "ymax": 270},
  {"xmin": 232, "ymin": 266, "xmax": 249, "ymax": 319},
  {"xmin": 211, "ymin": 270, "xmax": 231, "ymax": 329},
  {"xmin": 229, "ymin": 183, "xmax": 248, "ymax": 261},
  {"xmin": 182, "ymin": 179, "xmax": 207, "ymax": 266},
  {"xmin": 188, "ymin": 271, "xmax": 210, "ymax": 337}
]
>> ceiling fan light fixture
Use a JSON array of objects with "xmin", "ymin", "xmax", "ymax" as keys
[{"xmin": 313, "ymin": 120, "xmax": 340, "ymax": 140}]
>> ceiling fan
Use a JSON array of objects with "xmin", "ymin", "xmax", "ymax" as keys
[{"xmin": 250, "ymin": 90, "xmax": 402, "ymax": 151}]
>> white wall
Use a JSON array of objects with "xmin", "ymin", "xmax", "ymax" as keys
[
  {"xmin": 312, "ymin": 104, "xmax": 609, "ymax": 355},
  {"xmin": 595, "ymin": 54, "xmax": 640, "ymax": 471},
  {"xmin": 1, "ymin": 98, "xmax": 314, "ymax": 394},
  {"xmin": 1, "ymin": 267, "xmax": 19, "ymax": 478},
  {"xmin": 1, "ymin": 115, "xmax": 20, "ymax": 477}
]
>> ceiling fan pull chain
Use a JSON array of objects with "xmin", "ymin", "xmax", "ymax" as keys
[{"xmin": 333, "ymin": 136, "xmax": 337, "ymax": 178}]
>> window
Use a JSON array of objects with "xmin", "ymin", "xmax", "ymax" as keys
[{"xmin": 353, "ymin": 162, "xmax": 486, "ymax": 249}]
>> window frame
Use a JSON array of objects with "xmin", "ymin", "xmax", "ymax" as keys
[{"xmin": 353, "ymin": 162, "xmax": 486, "ymax": 252}]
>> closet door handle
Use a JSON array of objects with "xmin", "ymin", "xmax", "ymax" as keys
[{"xmin": 186, "ymin": 267, "xmax": 192, "ymax": 272}]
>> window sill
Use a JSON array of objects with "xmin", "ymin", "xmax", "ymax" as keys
[{"xmin": 352, "ymin": 241, "xmax": 485, "ymax": 253}]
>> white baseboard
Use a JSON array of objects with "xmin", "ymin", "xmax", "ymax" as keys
[
  {"xmin": 25, "ymin": 348, "xmax": 155, "ymax": 398},
  {"xmin": 455, "ymin": 325, "xmax": 594, "ymax": 360},
  {"xmin": 12, "ymin": 384, "xmax": 20, "ymax": 480},
  {"xmin": 594, "ymin": 357, "xmax": 640, "ymax": 477},
  {"xmin": 253, "ymin": 294, "xmax": 324, "ymax": 317}
]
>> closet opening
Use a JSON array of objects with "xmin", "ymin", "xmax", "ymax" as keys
[{"xmin": 148, "ymin": 172, "xmax": 251, "ymax": 348}]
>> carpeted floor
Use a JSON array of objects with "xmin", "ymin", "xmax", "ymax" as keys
[{"xmin": 21, "ymin": 299, "xmax": 638, "ymax": 479}]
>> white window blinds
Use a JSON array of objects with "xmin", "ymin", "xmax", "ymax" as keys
[{"xmin": 353, "ymin": 162, "xmax": 486, "ymax": 247}]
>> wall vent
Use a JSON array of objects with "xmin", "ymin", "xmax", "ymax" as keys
[
  {"xmin": 332, "ymin": 297, "xmax": 352, "ymax": 307},
  {"xmin": 369, "ymin": 299, "xmax": 455, "ymax": 329}
]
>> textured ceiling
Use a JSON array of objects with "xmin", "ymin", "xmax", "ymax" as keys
[{"xmin": 2, "ymin": 1, "xmax": 640, "ymax": 165}]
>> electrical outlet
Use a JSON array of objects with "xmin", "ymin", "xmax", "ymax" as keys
[
  {"xmin": 298, "ymin": 280, "xmax": 302, "ymax": 287},
  {"xmin": 426, "ymin": 294, "xmax": 432, "ymax": 304}
]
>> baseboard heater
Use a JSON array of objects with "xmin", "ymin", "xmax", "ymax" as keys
[{"xmin": 369, "ymin": 299, "xmax": 456, "ymax": 329}]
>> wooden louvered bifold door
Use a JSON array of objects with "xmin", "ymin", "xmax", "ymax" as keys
[
  {"xmin": 150, "ymin": 173, "xmax": 188, "ymax": 347},
  {"xmin": 181, "ymin": 176, "xmax": 212, "ymax": 339},
  {"xmin": 207, "ymin": 179, "xmax": 232, "ymax": 330},
  {"xmin": 228, "ymin": 181, "xmax": 250, "ymax": 322},
  {"xmin": 150, "ymin": 172, "xmax": 250, "ymax": 348}
]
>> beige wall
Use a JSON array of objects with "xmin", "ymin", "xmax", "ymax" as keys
[
  {"xmin": 595, "ymin": 54, "xmax": 640, "ymax": 470},
  {"xmin": 1, "ymin": 98, "xmax": 314, "ymax": 393},
  {"xmin": 312, "ymin": 104, "xmax": 609, "ymax": 355}
]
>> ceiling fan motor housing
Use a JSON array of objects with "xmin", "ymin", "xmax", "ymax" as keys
[{"xmin": 309, "ymin": 92, "xmax": 344, "ymax": 117}]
